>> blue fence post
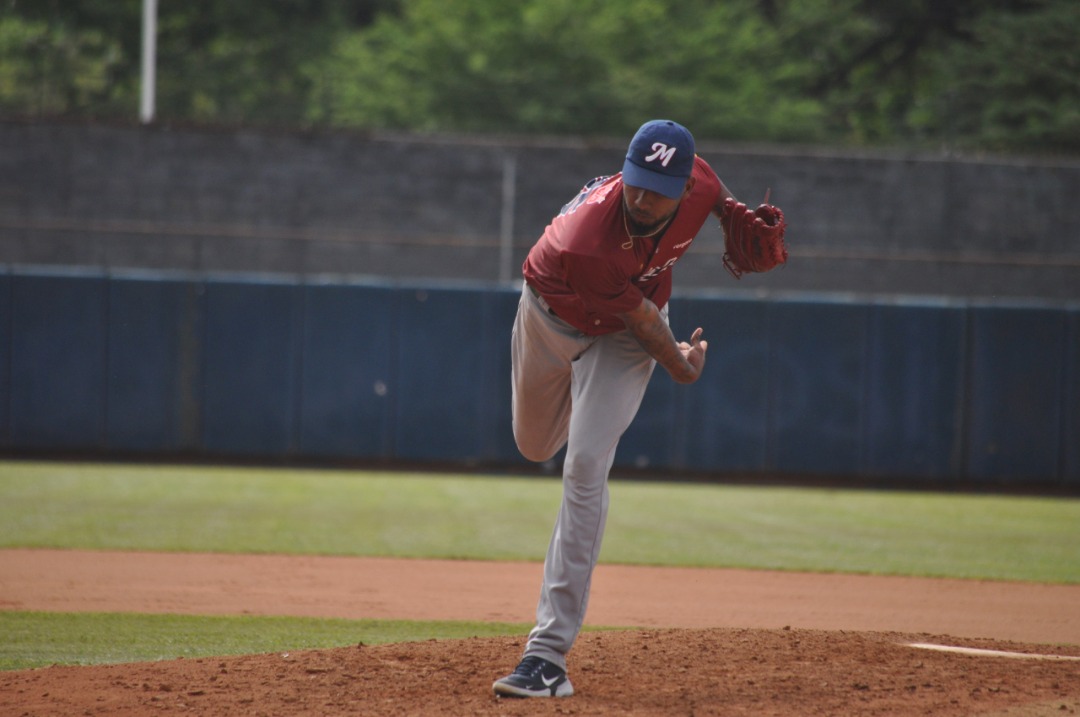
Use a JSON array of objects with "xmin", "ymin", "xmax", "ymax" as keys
[
  {"xmin": 201, "ymin": 277, "xmax": 303, "ymax": 457},
  {"xmin": 668, "ymin": 295, "xmax": 771, "ymax": 474},
  {"xmin": 863, "ymin": 301, "xmax": 967, "ymax": 485},
  {"xmin": 965, "ymin": 304, "xmax": 1067, "ymax": 486},
  {"xmin": 393, "ymin": 285, "xmax": 493, "ymax": 463},
  {"xmin": 1062, "ymin": 306, "xmax": 1080, "ymax": 487},
  {"xmin": 298, "ymin": 281, "xmax": 398, "ymax": 459},
  {"xmin": 9, "ymin": 271, "xmax": 108, "ymax": 450},
  {"xmin": 0, "ymin": 269, "xmax": 10, "ymax": 448},
  {"xmin": 767, "ymin": 298, "xmax": 869, "ymax": 478},
  {"xmin": 106, "ymin": 275, "xmax": 203, "ymax": 453},
  {"xmin": 477, "ymin": 286, "xmax": 523, "ymax": 465}
]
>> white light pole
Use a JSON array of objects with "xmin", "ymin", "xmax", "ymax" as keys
[{"xmin": 140, "ymin": 0, "xmax": 158, "ymax": 124}]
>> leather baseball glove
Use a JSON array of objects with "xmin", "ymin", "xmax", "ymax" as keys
[{"xmin": 720, "ymin": 197, "xmax": 788, "ymax": 279}]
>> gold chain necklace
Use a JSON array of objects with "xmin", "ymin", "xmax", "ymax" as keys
[{"xmin": 621, "ymin": 207, "xmax": 672, "ymax": 250}]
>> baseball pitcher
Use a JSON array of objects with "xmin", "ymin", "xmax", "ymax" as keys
[{"xmin": 493, "ymin": 119, "xmax": 787, "ymax": 698}]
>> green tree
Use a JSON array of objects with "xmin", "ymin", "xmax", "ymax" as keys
[
  {"xmin": 775, "ymin": 0, "xmax": 1079, "ymax": 152},
  {"xmin": 1, "ymin": 0, "xmax": 398, "ymax": 123},
  {"xmin": 917, "ymin": 0, "xmax": 1080, "ymax": 152},
  {"xmin": 151, "ymin": 0, "xmax": 384, "ymax": 124},
  {"xmin": 1, "ymin": 0, "xmax": 1076, "ymax": 154},
  {"xmin": 309, "ymin": 0, "xmax": 825, "ymax": 142},
  {"xmin": 0, "ymin": 15, "xmax": 127, "ymax": 117},
  {"xmin": 774, "ymin": 0, "xmax": 987, "ymax": 144}
]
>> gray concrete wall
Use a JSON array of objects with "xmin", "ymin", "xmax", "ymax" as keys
[{"xmin": 2, "ymin": 121, "xmax": 1078, "ymax": 301}]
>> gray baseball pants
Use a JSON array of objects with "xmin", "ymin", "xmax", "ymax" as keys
[{"xmin": 511, "ymin": 282, "xmax": 659, "ymax": 670}]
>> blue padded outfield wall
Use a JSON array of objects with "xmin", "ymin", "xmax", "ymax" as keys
[{"xmin": 2, "ymin": 267, "xmax": 1077, "ymax": 490}]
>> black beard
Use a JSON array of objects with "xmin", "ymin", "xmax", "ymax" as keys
[{"xmin": 623, "ymin": 200, "xmax": 672, "ymax": 237}]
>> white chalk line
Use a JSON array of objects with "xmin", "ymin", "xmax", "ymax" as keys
[{"xmin": 906, "ymin": 642, "xmax": 1080, "ymax": 662}]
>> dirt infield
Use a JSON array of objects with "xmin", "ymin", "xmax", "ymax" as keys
[{"xmin": 2, "ymin": 548, "xmax": 1079, "ymax": 716}]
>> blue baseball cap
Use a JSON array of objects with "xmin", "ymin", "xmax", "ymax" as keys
[{"xmin": 621, "ymin": 119, "xmax": 696, "ymax": 199}]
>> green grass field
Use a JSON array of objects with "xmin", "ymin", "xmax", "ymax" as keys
[
  {"xmin": 0, "ymin": 612, "xmax": 532, "ymax": 671},
  {"xmin": 2, "ymin": 460, "xmax": 1078, "ymax": 670}
]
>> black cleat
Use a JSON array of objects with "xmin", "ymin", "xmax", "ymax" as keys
[{"xmin": 492, "ymin": 655, "xmax": 574, "ymax": 698}]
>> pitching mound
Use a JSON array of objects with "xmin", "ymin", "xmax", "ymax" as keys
[
  {"xmin": 2, "ymin": 549, "xmax": 1079, "ymax": 715},
  {"xmin": 4, "ymin": 628, "xmax": 1080, "ymax": 716}
]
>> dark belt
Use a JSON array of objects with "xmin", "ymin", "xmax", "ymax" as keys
[{"xmin": 526, "ymin": 282, "xmax": 558, "ymax": 317}]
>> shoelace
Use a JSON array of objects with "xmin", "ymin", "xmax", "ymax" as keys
[{"xmin": 513, "ymin": 656, "xmax": 549, "ymax": 677}]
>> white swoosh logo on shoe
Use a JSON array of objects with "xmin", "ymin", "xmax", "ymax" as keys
[{"xmin": 541, "ymin": 674, "xmax": 560, "ymax": 687}]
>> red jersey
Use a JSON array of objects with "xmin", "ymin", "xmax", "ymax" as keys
[{"xmin": 523, "ymin": 155, "xmax": 722, "ymax": 336}]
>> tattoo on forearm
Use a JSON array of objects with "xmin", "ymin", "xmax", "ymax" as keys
[{"xmin": 623, "ymin": 301, "xmax": 693, "ymax": 382}]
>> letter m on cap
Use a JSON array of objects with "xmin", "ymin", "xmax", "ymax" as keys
[{"xmin": 645, "ymin": 142, "xmax": 677, "ymax": 167}]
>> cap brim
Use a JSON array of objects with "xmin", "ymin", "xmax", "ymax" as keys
[{"xmin": 621, "ymin": 160, "xmax": 689, "ymax": 200}]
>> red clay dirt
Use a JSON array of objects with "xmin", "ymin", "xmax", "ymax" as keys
[{"xmin": 2, "ymin": 548, "xmax": 1079, "ymax": 716}]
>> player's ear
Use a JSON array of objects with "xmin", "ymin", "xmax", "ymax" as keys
[{"xmin": 682, "ymin": 176, "xmax": 696, "ymax": 197}]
